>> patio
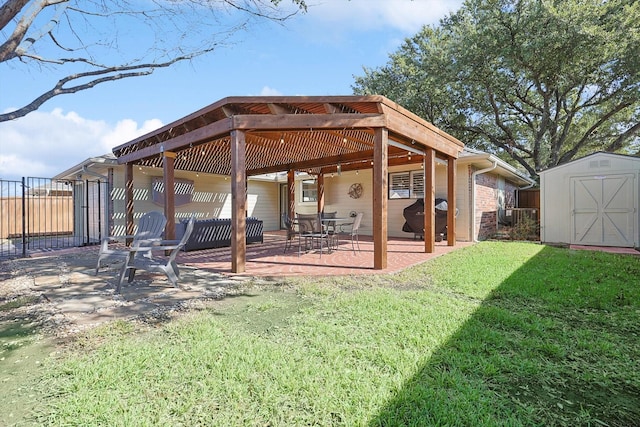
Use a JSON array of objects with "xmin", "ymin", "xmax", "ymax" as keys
[{"xmin": 175, "ymin": 231, "xmax": 474, "ymax": 278}]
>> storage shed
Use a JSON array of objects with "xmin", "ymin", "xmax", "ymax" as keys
[{"xmin": 539, "ymin": 152, "xmax": 640, "ymax": 248}]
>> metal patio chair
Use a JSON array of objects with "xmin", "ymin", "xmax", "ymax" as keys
[
  {"xmin": 282, "ymin": 213, "xmax": 300, "ymax": 253},
  {"xmin": 337, "ymin": 212, "xmax": 363, "ymax": 253},
  {"xmin": 296, "ymin": 212, "xmax": 330, "ymax": 257}
]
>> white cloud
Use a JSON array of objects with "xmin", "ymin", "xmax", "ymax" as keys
[
  {"xmin": 259, "ymin": 86, "xmax": 283, "ymax": 96},
  {"xmin": 305, "ymin": 0, "xmax": 462, "ymax": 34},
  {"xmin": 0, "ymin": 109, "xmax": 162, "ymax": 181}
]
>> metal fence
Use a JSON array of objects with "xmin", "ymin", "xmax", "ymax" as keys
[{"xmin": 0, "ymin": 177, "xmax": 109, "ymax": 258}]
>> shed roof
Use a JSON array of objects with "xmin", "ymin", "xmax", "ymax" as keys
[
  {"xmin": 538, "ymin": 151, "xmax": 640, "ymax": 175},
  {"xmin": 112, "ymin": 95, "xmax": 464, "ymax": 175}
]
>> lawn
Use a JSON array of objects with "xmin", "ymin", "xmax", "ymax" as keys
[{"xmin": 24, "ymin": 242, "xmax": 640, "ymax": 425}]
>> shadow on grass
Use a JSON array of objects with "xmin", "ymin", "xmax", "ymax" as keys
[{"xmin": 370, "ymin": 245, "xmax": 640, "ymax": 426}]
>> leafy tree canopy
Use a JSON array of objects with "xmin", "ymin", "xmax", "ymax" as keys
[
  {"xmin": 353, "ymin": 0, "xmax": 640, "ymax": 176},
  {"xmin": 0, "ymin": 0, "xmax": 306, "ymax": 122}
]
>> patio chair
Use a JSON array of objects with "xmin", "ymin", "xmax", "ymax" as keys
[
  {"xmin": 95, "ymin": 211, "xmax": 167, "ymax": 275},
  {"xmin": 337, "ymin": 212, "xmax": 363, "ymax": 254},
  {"xmin": 116, "ymin": 215, "xmax": 195, "ymax": 293},
  {"xmin": 296, "ymin": 212, "xmax": 330, "ymax": 257},
  {"xmin": 321, "ymin": 211, "xmax": 338, "ymax": 249},
  {"xmin": 282, "ymin": 213, "xmax": 300, "ymax": 253}
]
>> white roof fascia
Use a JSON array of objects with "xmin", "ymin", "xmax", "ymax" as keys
[
  {"xmin": 457, "ymin": 149, "xmax": 535, "ymax": 186},
  {"xmin": 53, "ymin": 154, "xmax": 118, "ymax": 180}
]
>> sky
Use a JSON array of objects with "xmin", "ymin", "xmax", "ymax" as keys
[{"xmin": 0, "ymin": 0, "xmax": 464, "ymax": 182}]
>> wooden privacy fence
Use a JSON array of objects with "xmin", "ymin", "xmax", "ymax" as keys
[{"xmin": 1, "ymin": 196, "xmax": 74, "ymax": 238}]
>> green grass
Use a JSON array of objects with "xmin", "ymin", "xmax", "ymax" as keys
[{"xmin": 23, "ymin": 242, "xmax": 640, "ymax": 426}]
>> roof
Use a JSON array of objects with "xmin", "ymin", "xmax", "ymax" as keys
[
  {"xmin": 111, "ymin": 95, "xmax": 465, "ymax": 176},
  {"xmin": 53, "ymin": 154, "xmax": 117, "ymax": 180},
  {"xmin": 538, "ymin": 151, "xmax": 640, "ymax": 175},
  {"xmin": 457, "ymin": 148, "xmax": 536, "ymax": 186}
]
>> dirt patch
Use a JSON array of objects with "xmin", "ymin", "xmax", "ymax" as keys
[{"xmin": 0, "ymin": 248, "xmax": 266, "ymax": 338}]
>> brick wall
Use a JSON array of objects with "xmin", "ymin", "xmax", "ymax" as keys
[{"xmin": 475, "ymin": 173, "xmax": 497, "ymax": 239}]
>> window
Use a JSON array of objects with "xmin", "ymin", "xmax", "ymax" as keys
[
  {"xmin": 389, "ymin": 171, "xmax": 424, "ymax": 199},
  {"xmin": 301, "ymin": 179, "xmax": 317, "ymax": 202},
  {"xmin": 152, "ymin": 177, "xmax": 194, "ymax": 206}
]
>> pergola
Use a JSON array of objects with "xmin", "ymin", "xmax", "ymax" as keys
[{"xmin": 112, "ymin": 95, "xmax": 465, "ymax": 273}]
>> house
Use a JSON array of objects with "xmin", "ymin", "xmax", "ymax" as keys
[
  {"xmin": 539, "ymin": 152, "xmax": 640, "ymax": 248},
  {"xmin": 54, "ymin": 147, "xmax": 534, "ymax": 245}
]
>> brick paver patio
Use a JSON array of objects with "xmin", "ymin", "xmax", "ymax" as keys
[{"xmin": 176, "ymin": 231, "xmax": 474, "ymax": 278}]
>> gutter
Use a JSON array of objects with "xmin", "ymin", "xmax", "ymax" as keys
[
  {"xmin": 81, "ymin": 163, "xmax": 109, "ymax": 180},
  {"xmin": 471, "ymin": 160, "xmax": 498, "ymax": 242}
]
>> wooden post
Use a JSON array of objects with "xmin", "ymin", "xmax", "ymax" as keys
[
  {"xmin": 447, "ymin": 156, "xmax": 456, "ymax": 246},
  {"xmin": 424, "ymin": 148, "xmax": 435, "ymax": 253},
  {"xmin": 125, "ymin": 163, "xmax": 134, "ymax": 244},
  {"xmin": 317, "ymin": 174, "xmax": 325, "ymax": 213},
  {"xmin": 287, "ymin": 170, "xmax": 295, "ymax": 220},
  {"xmin": 230, "ymin": 130, "xmax": 246, "ymax": 273},
  {"xmin": 373, "ymin": 127, "xmax": 388, "ymax": 269},
  {"xmin": 163, "ymin": 151, "xmax": 176, "ymax": 240}
]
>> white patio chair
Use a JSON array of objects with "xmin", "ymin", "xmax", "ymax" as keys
[{"xmin": 95, "ymin": 211, "xmax": 167, "ymax": 274}]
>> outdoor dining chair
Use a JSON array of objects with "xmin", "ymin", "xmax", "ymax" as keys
[
  {"xmin": 95, "ymin": 211, "xmax": 167, "ymax": 274},
  {"xmin": 116, "ymin": 215, "xmax": 195, "ymax": 293},
  {"xmin": 336, "ymin": 212, "xmax": 363, "ymax": 254},
  {"xmin": 320, "ymin": 211, "xmax": 338, "ymax": 248},
  {"xmin": 296, "ymin": 212, "xmax": 330, "ymax": 257},
  {"xmin": 282, "ymin": 213, "xmax": 300, "ymax": 253}
]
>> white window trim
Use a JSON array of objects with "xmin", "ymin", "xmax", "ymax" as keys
[
  {"xmin": 389, "ymin": 171, "xmax": 424, "ymax": 199},
  {"xmin": 301, "ymin": 179, "xmax": 317, "ymax": 203}
]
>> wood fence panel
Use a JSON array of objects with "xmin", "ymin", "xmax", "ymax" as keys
[{"xmin": 1, "ymin": 197, "xmax": 74, "ymax": 238}]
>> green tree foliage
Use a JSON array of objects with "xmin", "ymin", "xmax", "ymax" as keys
[{"xmin": 353, "ymin": 0, "xmax": 640, "ymax": 176}]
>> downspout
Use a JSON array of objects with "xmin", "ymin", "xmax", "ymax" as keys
[{"xmin": 471, "ymin": 160, "xmax": 498, "ymax": 242}]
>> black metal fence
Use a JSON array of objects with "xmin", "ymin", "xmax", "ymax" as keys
[{"xmin": 0, "ymin": 177, "xmax": 108, "ymax": 258}]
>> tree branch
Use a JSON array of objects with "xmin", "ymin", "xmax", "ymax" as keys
[
  {"xmin": 0, "ymin": 51, "xmax": 213, "ymax": 122},
  {"xmin": 0, "ymin": 0, "xmax": 47, "ymax": 62},
  {"xmin": 557, "ymin": 100, "xmax": 635, "ymax": 164},
  {"xmin": 0, "ymin": 0, "xmax": 31, "ymax": 30},
  {"xmin": 604, "ymin": 121, "xmax": 640, "ymax": 152}
]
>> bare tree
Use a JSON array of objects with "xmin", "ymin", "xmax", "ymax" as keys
[{"xmin": 0, "ymin": 0, "xmax": 307, "ymax": 122}]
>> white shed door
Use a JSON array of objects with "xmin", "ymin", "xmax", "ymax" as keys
[{"xmin": 571, "ymin": 174, "xmax": 635, "ymax": 247}]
